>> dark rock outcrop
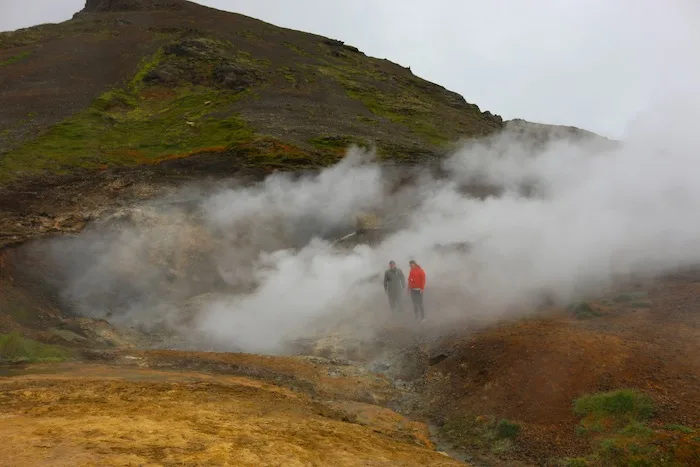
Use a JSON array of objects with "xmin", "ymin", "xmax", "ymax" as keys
[
  {"xmin": 145, "ymin": 38, "xmax": 259, "ymax": 90},
  {"xmin": 504, "ymin": 118, "xmax": 616, "ymax": 148},
  {"xmin": 163, "ymin": 38, "xmax": 222, "ymax": 58},
  {"xmin": 213, "ymin": 63, "xmax": 258, "ymax": 91},
  {"xmin": 142, "ymin": 63, "xmax": 180, "ymax": 85},
  {"xmin": 82, "ymin": 0, "xmax": 185, "ymax": 12}
]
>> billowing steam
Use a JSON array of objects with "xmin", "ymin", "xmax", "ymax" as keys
[{"xmin": 34, "ymin": 86, "xmax": 700, "ymax": 355}]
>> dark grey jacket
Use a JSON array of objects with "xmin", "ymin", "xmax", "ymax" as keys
[{"xmin": 384, "ymin": 267, "xmax": 406, "ymax": 295}]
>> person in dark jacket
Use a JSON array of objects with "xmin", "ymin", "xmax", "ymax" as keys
[{"xmin": 383, "ymin": 260, "xmax": 406, "ymax": 313}]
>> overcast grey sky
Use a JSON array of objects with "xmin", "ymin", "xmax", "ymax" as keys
[{"xmin": 1, "ymin": 0, "xmax": 698, "ymax": 139}]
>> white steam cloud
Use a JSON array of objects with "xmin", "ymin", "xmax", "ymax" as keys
[{"xmin": 33, "ymin": 84, "xmax": 700, "ymax": 356}]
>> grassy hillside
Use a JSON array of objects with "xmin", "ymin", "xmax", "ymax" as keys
[{"xmin": 0, "ymin": 0, "xmax": 505, "ymax": 185}]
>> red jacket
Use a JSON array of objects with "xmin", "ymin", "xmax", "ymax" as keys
[{"xmin": 407, "ymin": 266, "xmax": 426, "ymax": 290}]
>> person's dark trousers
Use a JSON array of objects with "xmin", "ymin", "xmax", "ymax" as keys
[
  {"xmin": 410, "ymin": 289, "xmax": 425, "ymax": 320},
  {"xmin": 388, "ymin": 291, "xmax": 403, "ymax": 313}
]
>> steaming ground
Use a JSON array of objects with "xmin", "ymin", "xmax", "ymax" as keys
[{"xmin": 32, "ymin": 96, "xmax": 700, "ymax": 356}]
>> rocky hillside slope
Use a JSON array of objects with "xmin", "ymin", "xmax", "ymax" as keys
[
  {"xmin": 0, "ymin": 0, "xmax": 612, "ymax": 249},
  {"xmin": 0, "ymin": 0, "xmax": 503, "ymax": 183}
]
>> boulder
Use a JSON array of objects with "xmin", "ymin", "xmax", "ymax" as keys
[
  {"xmin": 213, "ymin": 63, "xmax": 258, "ymax": 91},
  {"xmin": 142, "ymin": 64, "xmax": 180, "ymax": 85},
  {"xmin": 164, "ymin": 38, "xmax": 221, "ymax": 59}
]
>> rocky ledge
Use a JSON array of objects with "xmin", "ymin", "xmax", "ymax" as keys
[{"xmin": 81, "ymin": 0, "xmax": 186, "ymax": 12}]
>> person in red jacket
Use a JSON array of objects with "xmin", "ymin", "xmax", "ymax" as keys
[{"xmin": 407, "ymin": 260, "xmax": 426, "ymax": 322}]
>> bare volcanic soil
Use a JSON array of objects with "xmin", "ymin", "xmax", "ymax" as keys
[
  {"xmin": 0, "ymin": 359, "xmax": 462, "ymax": 467},
  {"xmin": 419, "ymin": 275, "xmax": 700, "ymax": 465}
]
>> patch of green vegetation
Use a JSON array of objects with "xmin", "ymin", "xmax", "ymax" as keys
[
  {"xmin": 278, "ymin": 66, "xmax": 296, "ymax": 84},
  {"xmin": 570, "ymin": 390, "xmax": 700, "ymax": 466},
  {"xmin": 305, "ymin": 71, "xmax": 317, "ymax": 84},
  {"xmin": 0, "ymin": 332, "xmax": 71, "ymax": 363},
  {"xmin": 0, "ymin": 24, "xmax": 59, "ymax": 48},
  {"xmin": 491, "ymin": 438, "xmax": 514, "ymax": 454},
  {"xmin": 316, "ymin": 47, "xmax": 502, "ymax": 146},
  {"xmin": 665, "ymin": 424, "xmax": 695, "ymax": 434},
  {"xmin": 441, "ymin": 415, "xmax": 521, "ymax": 455},
  {"xmin": 0, "ymin": 50, "xmax": 31, "ymax": 66},
  {"xmin": 349, "ymin": 87, "xmax": 445, "ymax": 143},
  {"xmin": 0, "ymin": 19, "xmax": 110, "ymax": 49},
  {"xmin": 495, "ymin": 419, "xmax": 521, "ymax": 439},
  {"xmin": 576, "ymin": 421, "xmax": 605, "ymax": 436},
  {"xmin": 620, "ymin": 421, "xmax": 655, "ymax": 437},
  {"xmin": 373, "ymin": 141, "xmax": 434, "ymax": 163},
  {"xmin": 283, "ymin": 41, "xmax": 311, "ymax": 57},
  {"xmin": 129, "ymin": 47, "xmax": 166, "ymax": 91},
  {"xmin": 278, "ymin": 65, "xmax": 317, "ymax": 86},
  {"xmin": 92, "ymin": 88, "xmax": 138, "ymax": 112},
  {"xmin": 236, "ymin": 30, "xmax": 260, "ymax": 40},
  {"xmin": 574, "ymin": 389, "xmax": 655, "ymax": 426},
  {"xmin": 0, "ymin": 84, "xmax": 254, "ymax": 182},
  {"xmin": 598, "ymin": 436, "xmax": 659, "ymax": 466},
  {"xmin": 0, "ymin": 38, "xmax": 267, "ymax": 183},
  {"xmin": 153, "ymin": 31, "xmax": 177, "ymax": 41},
  {"xmin": 318, "ymin": 61, "xmax": 387, "ymax": 83},
  {"xmin": 568, "ymin": 301, "xmax": 603, "ymax": 320},
  {"xmin": 317, "ymin": 65, "xmax": 451, "ymax": 146},
  {"xmin": 236, "ymin": 50, "xmax": 271, "ymax": 68},
  {"xmin": 241, "ymin": 137, "xmax": 342, "ymax": 171}
]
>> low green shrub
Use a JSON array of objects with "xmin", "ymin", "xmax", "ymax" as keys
[{"xmin": 0, "ymin": 332, "xmax": 71, "ymax": 363}]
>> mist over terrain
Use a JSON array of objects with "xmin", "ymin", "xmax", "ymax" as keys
[{"xmin": 29, "ymin": 80, "xmax": 700, "ymax": 355}]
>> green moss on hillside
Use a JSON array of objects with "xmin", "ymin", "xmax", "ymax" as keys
[
  {"xmin": 242, "ymin": 137, "xmax": 342, "ymax": 170},
  {"xmin": 0, "ymin": 40, "xmax": 266, "ymax": 182},
  {"xmin": 0, "ymin": 50, "xmax": 31, "ymax": 66},
  {"xmin": 314, "ymin": 44, "xmax": 500, "ymax": 147},
  {"xmin": 0, "ymin": 332, "xmax": 72, "ymax": 363},
  {"xmin": 574, "ymin": 389, "xmax": 655, "ymax": 427},
  {"xmin": 317, "ymin": 65, "xmax": 450, "ymax": 145},
  {"xmin": 0, "ymin": 8, "xmax": 508, "ymax": 185},
  {"xmin": 0, "ymin": 85, "xmax": 254, "ymax": 182},
  {"xmin": 568, "ymin": 389, "xmax": 700, "ymax": 466},
  {"xmin": 0, "ymin": 19, "xmax": 113, "ymax": 49}
]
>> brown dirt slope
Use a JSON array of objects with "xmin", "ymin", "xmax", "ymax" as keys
[{"xmin": 418, "ymin": 275, "xmax": 700, "ymax": 465}]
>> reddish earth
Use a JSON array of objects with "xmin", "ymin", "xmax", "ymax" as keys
[{"xmin": 420, "ymin": 274, "xmax": 700, "ymax": 463}]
